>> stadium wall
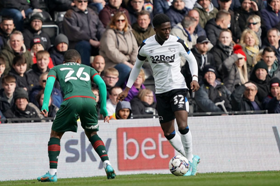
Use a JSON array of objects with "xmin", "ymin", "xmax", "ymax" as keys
[{"xmin": 1, "ymin": 114, "xmax": 280, "ymax": 181}]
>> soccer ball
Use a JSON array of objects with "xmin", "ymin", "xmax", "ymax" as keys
[{"xmin": 169, "ymin": 155, "xmax": 189, "ymax": 176}]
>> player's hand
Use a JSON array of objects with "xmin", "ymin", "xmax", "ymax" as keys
[
  {"xmin": 190, "ymin": 80, "xmax": 200, "ymax": 92},
  {"xmin": 104, "ymin": 116, "xmax": 110, "ymax": 123},
  {"xmin": 41, "ymin": 109, "xmax": 48, "ymax": 117},
  {"xmin": 117, "ymin": 87, "xmax": 130, "ymax": 101}
]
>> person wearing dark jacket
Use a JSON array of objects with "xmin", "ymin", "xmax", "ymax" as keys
[
  {"xmin": 249, "ymin": 61, "xmax": 271, "ymax": 102},
  {"xmin": 195, "ymin": 65, "xmax": 232, "ymax": 113},
  {"xmin": 62, "ymin": 0, "xmax": 105, "ymax": 66},
  {"xmin": 261, "ymin": 0, "xmax": 280, "ymax": 32},
  {"xmin": 205, "ymin": 10, "xmax": 231, "ymax": 46},
  {"xmin": 165, "ymin": 0, "xmax": 190, "ymax": 28},
  {"xmin": 0, "ymin": 75, "xmax": 17, "ymax": 113},
  {"xmin": 115, "ymin": 100, "xmax": 132, "ymax": 119},
  {"xmin": 209, "ymin": 29, "xmax": 234, "ymax": 80},
  {"xmin": 99, "ymin": 0, "xmax": 131, "ymax": 28},
  {"xmin": 0, "ymin": 17, "xmax": 15, "ymax": 51},
  {"xmin": 231, "ymin": 82, "xmax": 263, "ymax": 112},
  {"xmin": 267, "ymin": 28, "xmax": 280, "ymax": 63},
  {"xmin": 3, "ymin": 88, "xmax": 41, "ymax": 123},
  {"xmin": 127, "ymin": 0, "xmax": 145, "ymax": 25},
  {"xmin": 46, "ymin": 0, "xmax": 74, "ymax": 17},
  {"xmin": 260, "ymin": 46, "xmax": 280, "ymax": 79},
  {"xmin": 191, "ymin": 36, "xmax": 215, "ymax": 82},
  {"xmin": 217, "ymin": 0, "xmax": 242, "ymax": 43},
  {"xmin": 263, "ymin": 77, "xmax": 280, "ymax": 113},
  {"xmin": 235, "ymin": 0, "xmax": 261, "ymax": 32},
  {"xmin": 130, "ymin": 88, "xmax": 157, "ymax": 118},
  {"xmin": 0, "ymin": 0, "xmax": 41, "ymax": 31},
  {"xmin": 22, "ymin": 13, "xmax": 51, "ymax": 50},
  {"xmin": 153, "ymin": 0, "xmax": 169, "ymax": 15},
  {"xmin": 49, "ymin": 34, "xmax": 69, "ymax": 66}
]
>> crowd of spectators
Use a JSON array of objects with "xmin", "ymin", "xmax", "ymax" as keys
[{"xmin": 1, "ymin": 0, "xmax": 280, "ymax": 123}]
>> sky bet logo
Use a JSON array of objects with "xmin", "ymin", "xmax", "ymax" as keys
[
  {"xmin": 117, "ymin": 127, "xmax": 175, "ymax": 170},
  {"xmin": 150, "ymin": 54, "xmax": 175, "ymax": 63},
  {"xmin": 65, "ymin": 132, "xmax": 111, "ymax": 169}
]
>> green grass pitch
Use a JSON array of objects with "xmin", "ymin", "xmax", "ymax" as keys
[{"xmin": 1, "ymin": 171, "xmax": 280, "ymax": 186}]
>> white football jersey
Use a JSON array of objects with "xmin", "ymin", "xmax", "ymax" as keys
[{"xmin": 127, "ymin": 35, "xmax": 198, "ymax": 94}]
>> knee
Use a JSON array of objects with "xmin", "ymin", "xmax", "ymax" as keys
[
  {"xmin": 85, "ymin": 130, "xmax": 97, "ymax": 138},
  {"xmin": 164, "ymin": 130, "xmax": 175, "ymax": 140},
  {"xmin": 50, "ymin": 130, "xmax": 64, "ymax": 139}
]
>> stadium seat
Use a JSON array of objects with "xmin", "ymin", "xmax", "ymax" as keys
[{"xmin": 42, "ymin": 23, "xmax": 59, "ymax": 46}]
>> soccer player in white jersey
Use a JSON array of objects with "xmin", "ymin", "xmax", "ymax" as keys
[{"xmin": 118, "ymin": 14, "xmax": 200, "ymax": 176}]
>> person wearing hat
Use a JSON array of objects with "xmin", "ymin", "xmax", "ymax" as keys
[
  {"xmin": 193, "ymin": 0, "xmax": 219, "ymax": 28},
  {"xmin": 235, "ymin": 0, "xmax": 261, "ymax": 32},
  {"xmin": 165, "ymin": 0, "xmax": 190, "ymax": 28},
  {"xmin": 30, "ymin": 36, "xmax": 54, "ymax": 69},
  {"xmin": 231, "ymin": 81, "xmax": 263, "ymax": 112},
  {"xmin": 249, "ymin": 60, "xmax": 271, "ymax": 102},
  {"xmin": 22, "ymin": 12, "xmax": 51, "ymax": 50},
  {"xmin": 223, "ymin": 44, "xmax": 249, "ymax": 92},
  {"xmin": 3, "ymin": 88, "xmax": 42, "ymax": 123},
  {"xmin": 263, "ymin": 77, "xmax": 280, "ymax": 113},
  {"xmin": 204, "ymin": 10, "xmax": 231, "ymax": 46},
  {"xmin": 195, "ymin": 65, "xmax": 232, "ymax": 113},
  {"xmin": 189, "ymin": 35, "xmax": 215, "ymax": 82},
  {"xmin": 49, "ymin": 34, "xmax": 69, "ymax": 66}
]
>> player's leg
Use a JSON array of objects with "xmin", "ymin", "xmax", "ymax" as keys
[
  {"xmin": 85, "ymin": 130, "xmax": 116, "ymax": 179},
  {"xmin": 37, "ymin": 130, "xmax": 64, "ymax": 182}
]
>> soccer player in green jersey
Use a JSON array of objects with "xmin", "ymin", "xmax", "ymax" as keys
[{"xmin": 37, "ymin": 49, "xmax": 116, "ymax": 182}]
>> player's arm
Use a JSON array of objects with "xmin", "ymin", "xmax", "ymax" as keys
[
  {"xmin": 177, "ymin": 39, "xmax": 200, "ymax": 91},
  {"xmin": 41, "ymin": 76, "xmax": 56, "ymax": 115},
  {"xmin": 118, "ymin": 44, "xmax": 147, "ymax": 101},
  {"xmin": 92, "ymin": 74, "xmax": 108, "ymax": 118}
]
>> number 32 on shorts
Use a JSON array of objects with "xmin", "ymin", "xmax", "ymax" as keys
[{"xmin": 173, "ymin": 95, "xmax": 189, "ymax": 112}]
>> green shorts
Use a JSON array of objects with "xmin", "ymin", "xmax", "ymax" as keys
[{"xmin": 52, "ymin": 97, "xmax": 98, "ymax": 133}]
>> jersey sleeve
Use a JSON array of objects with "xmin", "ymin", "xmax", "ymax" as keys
[
  {"xmin": 177, "ymin": 39, "xmax": 198, "ymax": 80},
  {"xmin": 126, "ymin": 42, "xmax": 147, "ymax": 88},
  {"xmin": 47, "ymin": 68, "xmax": 57, "ymax": 79}
]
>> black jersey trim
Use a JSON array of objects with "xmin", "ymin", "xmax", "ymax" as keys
[
  {"xmin": 177, "ymin": 39, "xmax": 190, "ymax": 54},
  {"xmin": 137, "ymin": 41, "xmax": 147, "ymax": 61}
]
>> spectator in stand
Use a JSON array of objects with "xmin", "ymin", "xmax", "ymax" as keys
[
  {"xmin": 249, "ymin": 61, "xmax": 271, "ymax": 102},
  {"xmin": 217, "ymin": 0, "xmax": 242, "ymax": 43},
  {"xmin": 260, "ymin": 47, "xmax": 280, "ymax": 79},
  {"xmin": 190, "ymin": 36, "xmax": 215, "ymax": 83},
  {"xmin": 106, "ymin": 86, "xmax": 122, "ymax": 119},
  {"xmin": 205, "ymin": 10, "xmax": 231, "ymax": 46},
  {"xmin": 263, "ymin": 77, "xmax": 280, "ymax": 113},
  {"xmin": 0, "ymin": 57, "xmax": 6, "ymax": 88},
  {"xmin": 261, "ymin": 0, "xmax": 280, "ymax": 32},
  {"xmin": 29, "ymin": 72, "xmax": 63, "ymax": 108},
  {"xmin": 99, "ymin": 0, "xmax": 131, "ymax": 28},
  {"xmin": 193, "ymin": 0, "xmax": 219, "ymax": 28},
  {"xmin": 30, "ymin": 36, "xmax": 54, "ymax": 69},
  {"xmin": 100, "ymin": 12, "xmax": 138, "ymax": 87},
  {"xmin": 3, "ymin": 88, "xmax": 42, "ymax": 123},
  {"xmin": 231, "ymin": 82, "xmax": 263, "ymax": 112},
  {"xmin": 91, "ymin": 87, "xmax": 101, "ymax": 118},
  {"xmin": 46, "ymin": 0, "xmax": 74, "ymax": 18},
  {"xmin": 132, "ymin": 10, "xmax": 155, "ymax": 46},
  {"xmin": 195, "ymin": 65, "xmax": 232, "ymax": 113},
  {"xmin": 209, "ymin": 29, "xmax": 234, "ymax": 81},
  {"xmin": 28, "ymin": 50, "xmax": 52, "ymax": 87},
  {"xmin": 130, "ymin": 88, "xmax": 157, "ymax": 118},
  {"xmin": 0, "ymin": 0, "xmax": 42, "ymax": 31},
  {"xmin": 49, "ymin": 34, "xmax": 69, "ymax": 66},
  {"xmin": 0, "ymin": 75, "xmax": 16, "ymax": 113},
  {"xmin": 166, "ymin": 0, "xmax": 190, "ymax": 28},
  {"xmin": 123, "ymin": 69, "xmax": 146, "ymax": 102},
  {"xmin": 22, "ymin": 13, "xmax": 51, "ymax": 50},
  {"xmin": 115, "ymin": 101, "xmax": 132, "ymax": 119},
  {"xmin": 239, "ymin": 29, "xmax": 259, "ymax": 74},
  {"xmin": 91, "ymin": 55, "xmax": 105, "ymax": 75},
  {"xmin": 266, "ymin": 28, "xmax": 280, "ymax": 63},
  {"xmin": 62, "ymin": 0, "xmax": 105, "ymax": 66},
  {"xmin": 223, "ymin": 44, "xmax": 249, "ymax": 92},
  {"xmin": 36, "ymin": 90, "xmax": 59, "ymax": 118},
  {"xmin": 1, "ymin": 31, "xmax": 33, "ymax": 75},
  {"xmin": 212, "ymin": 0, "xmax": 242, "ymax": 10},
  {"xmin": 153, "ymin": 0, "xmax": 169, "ymax": 15},
  {"xmin": 247, "ymin": 15, "xmax": 262, "ymax": 47},
  {"xmin": 236, "ymin": 0, "xmax": 261, "ymax": 32},
  {"xmin": 127, "ymin": 0, "xmax": 146, "ymax": 25},
  {"xmin": 8, "ymin": 55, "xmax": 35, "ymax": 93},
  {"xmin": 171, "ymin": 16, "xmax": 198, "ymax": 51},
  {"xmin": 88, "ymin": 0, "xmax": 106, "ymax": 13},
  {"xmin": 102, "ymin": 67, "xmax": 119, "ymax": 93},
  {"xmin": 0, "ymin": 17, "xmax": 15, "ymax": 51},
  {"xmin": 187, "ymin": 9, "xmax": 206, "ymax": 37}
]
